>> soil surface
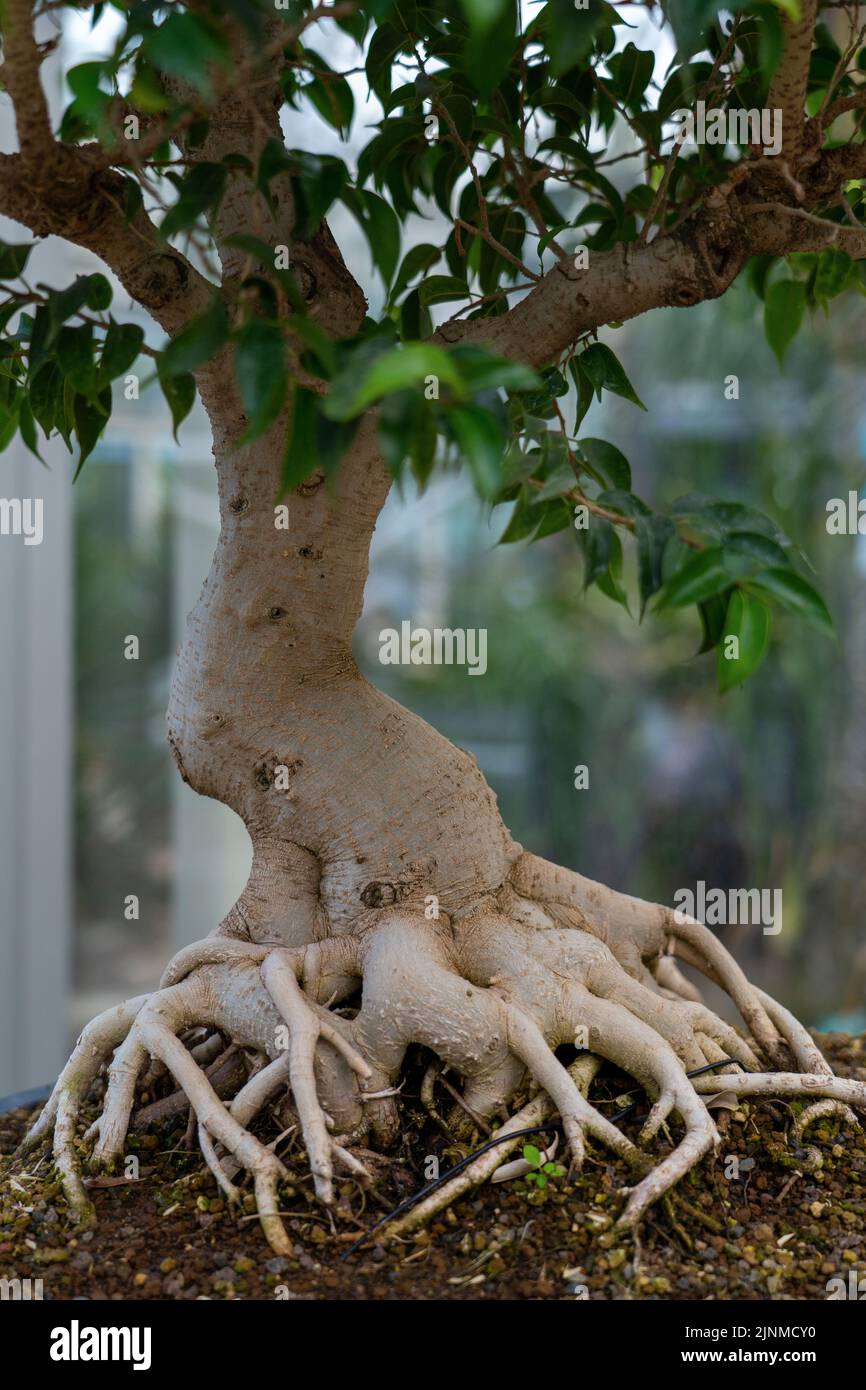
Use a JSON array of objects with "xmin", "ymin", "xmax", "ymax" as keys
[{"xmin": 1, "ymin": 1033, "xmax": 864, "ymax": 1301}]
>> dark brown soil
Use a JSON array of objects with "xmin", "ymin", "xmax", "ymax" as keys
[{"xmin": 1, "ymin": 1034, "xmax": 864, "ymax": 1301}]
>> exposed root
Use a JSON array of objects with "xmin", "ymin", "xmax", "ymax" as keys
[
  {"xmin": 198, "ymin": 1121, "xmax": 241, "ymax": 1205},
  {"xmin": 260, "ymin": 947, "xmax": 372, "ymax": 1203},
  {"xmin": 384, "ymin": 1055, "xmax": 603, "ymax": 1239},
  {"xmin": 17, "ymin": 858, "xmax": 866, "ymax": 1257},
  {"xmin": 503, "ymin": 1005, "xmax": 639, "ymax": 1170},
  {"xmin": 691, "ymin": 1070, "xmax": 866, "ymax": 1108}
]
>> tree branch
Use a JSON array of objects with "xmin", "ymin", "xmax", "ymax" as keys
[
  {"xmin": 434, "ymin": 193, "xmax": 747, "ymax": 367},
  {"xmin": 0, "ymin": 147, "xmax": 214, "ymax": 335},
  {"xmin": 1, "ymin": 0, "xmax": 55, "ymax": 159},
  {"xmin": 768, "ymin": 0, "xmax": 819, "ymax": 163}
]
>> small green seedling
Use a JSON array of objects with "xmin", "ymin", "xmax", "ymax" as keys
[{"xmin": 522, "ymin": 1143, "xmax": 566, "ymax": 1190}]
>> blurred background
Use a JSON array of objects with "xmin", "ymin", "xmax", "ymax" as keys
[{"xmin": 1, "ymin": 5, "xmax": 865, "ymax": 1095}]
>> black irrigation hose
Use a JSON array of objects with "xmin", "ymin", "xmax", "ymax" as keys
[{"xmin": 339, "ymin": 1056, "xmax": 746, "ymax": 1260}]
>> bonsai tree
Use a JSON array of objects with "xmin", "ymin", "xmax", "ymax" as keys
[{"xmin": 6, "ymin": 0, "xmax": 866, "ymax": 1255}]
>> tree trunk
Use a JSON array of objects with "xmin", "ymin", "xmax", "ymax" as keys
[{"xmin": 166, "ymin": 372, "xmax": 520, "ymax": 946}]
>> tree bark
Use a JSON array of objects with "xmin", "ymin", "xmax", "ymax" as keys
[{"xmin": 167, "ymin": 370, "xmax": 521, "ymax": 946}]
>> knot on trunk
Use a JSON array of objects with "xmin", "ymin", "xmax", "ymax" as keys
[{"xmin": 360, "ymin": 881, "xmax": 399, "ymax": 908}]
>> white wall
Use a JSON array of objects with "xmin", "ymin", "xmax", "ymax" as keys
[{"xmin": 0, "ymin": 436, "xmax": 72, "ymax": 1093}]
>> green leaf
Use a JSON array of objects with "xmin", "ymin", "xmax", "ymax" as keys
[
  {"xmin": 99, "ymin": 320, "xmax": 144, "ymax": 386},
  {"xmin": 449, "ymin": 404, "xmax": 505, "ymax": 499},
  {"xmin": 314, "ymin": 412, "xmax": 358, "ymax": 478},
  {"xmin": 717, "ymin": 590, "xmax": 771, "ymax": 692},
  {"xmin": 461, "ymin": 0, "xmax": 511, "ymax": 37},
  {"xmin": 522, "ymin": 1144, "xmax": 542, "ymax": 1168},
  {"xmin": 664, "ymin": 1, "xmax": 730, "ymax": 54},
  {"xmin": 389, "ymin": 243, "xmax": 441, "ymax": 306},
  {"xmin": 657, "ymin": 546, "xmax": 731, "ymax": 608},
  {"xmin": 365, "ymin": 21, "xmax": 403, "ymax": 103},
  {"xmin": 451, "ymin": 345, "xmax": 540, "ymax": 394},
  {"xmin": 306, "ymin": 68, "xmax": 355, "ymax": 133},
  {"xmin": 72, "ymin": 386, "xmax": 112, "ymax": 479},
  {"xmin": 596, "ymin": 489, "xmax": 650, "ymax": 520},
  {"xmin": 0, "ymin": 241, "xmax": 33, "ymax": 281},
  {"xmin": 724, "ymin": 530, "xmax": 792, "ymax": 570},
  {"xmin": 235, "ymin": 320, "xmax": 287, "ymax": 441},
  {"xmin": 327, "ymin": 344, "xmax": 462, "ymax": 419},
  {"xmin": 533, "ymin": 497, "xmax": 571, "ymax": 539},
  {"xmin": 17, "ymin": 397, "xmax": 43, "ymax": 463},
  {"xmin": 342, "ymin": 188, "xmax": 401, "ymax": 289},
  {"xmin": 29, "ymin": 362, "xmax": 65, "ymax": 438},
  {"xmin": 498, "ymin": 491, "xmax": 542, "ymax": 543},
  {"xmin": 814, "ymin": 247, "xmax": 853, "ymax": 303},
  {"xmin": 286, "ymin": 152, "xmax": 349, "ymax": 240},
  {"xmin": 697, "ymin": 589, "xmax": 731, "ymax": 654},
  {"xmin": 764, "ymin": 279, "xmax": 806, "ymax": 365},
  {"xmin": 461, "ymin": 0, "xmax": 520, "ymax": 94},
  {"xmin": 568, "ymin": 356, "xmax": 595, "ymax": 431},
  {"xmin": 56, "ymin": 324, "xmax": 97, "ymax": 396},
  {"xmin": 159, "ymin": 297, "xmax": 229, "ymax": 379},
  {"xmin": 418, "ymin": 275, "xmax": 470, "ymax": 307},
  {"xmin": 409, "ymin": 395, "xmax": 438, "ymax": 490},
  {"xmin": 578, "ymin": 438, "xmax": 631, "ymax": 491},
  {"xmin": 673, "ymin": 498, "xmax": 787, "ymax": 545},
  {"xmin": 609, "ymin": 43, "xmax": 655, "ymax": 104},
  {"xmin": 745, "ymin": 567, "xmax": 834, "ymax": 635},
  {"xmin": 579, "ymin": 513, "xmax": 614, "ymax": 588},
  {"xmin": 160, "ymin": 372, "xmax": 195, "ymax": 441},
  {"xmin": 85, "ymin": 274, "xmax": 113, "ymax": 312},
  {"xmin": 290, "ymin": 317, "xmax": 337, "ymax": 378},
  {"xmin": 162, "ymin": 162, "xmax": 228, "ymax": 238},
  {"xmin": 596, "ymin": 564, "xmax": 630, "ymax": 614},
  {"xmin": 283, "ymin": 386, "xmax": 318, "ymax": 493},
  {"xmin": 143, "ymin": 13, "xmax": 229, "ymax": 97},
  {"xmin": 636, "ymin": 514, "xmax": 676, "ymax": 617},
  {"xmin": 64, "ymin": 60, "xmax": 112, "ymax": 136},
  {"xmin": 538, "ymin": 0, "xmax": 607, "ymax": 79},
  {"xmin": 579, "ymin": 343, "xmax": 646, "ymax": 410},
  {"xmin": 536, "ymin": 465, "xmax": 577, "ymax": 501}
]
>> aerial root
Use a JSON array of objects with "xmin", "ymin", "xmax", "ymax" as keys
[
  {"xmin": 16, "ymin": 939, "xmax": 375, "ymax": 1254},
  {"xmin": 17, "ymin": 886, "xmax": 866, "ymax": 1259},
  {"xmin": 666, "ymin": 916, "xmax": 783, "ymax": 1065},
  {"xmin": 131, "ymin": 985, "xmax": 294, "ymax": 1255},
  {"xmin": 197, "ymin": 1121, "xmax": 241, "ymax": 1205},
  {"xmin": 159, "ymin": 936, "xmax": 273, "ymax": 989},
  {"xmin": 691, "ymin": 1070, "xmax": 866, "ymax": 1110},
  {"xmin": 503, "ymin": 1005, "xmax": 638, "ymax": 1171},
  {"xmin": 754, "ymin": 987, "xmax": 860, "ymax": 1136},
  {"xmin": 507, "ymin": 851, "xmax": 783, "ymax": 1062},
  {"xmin": 18, "ymin": 994, "xmax": 150, "ymax": 1225},
  {"xmin": 653, "ymin": 953, "xmax": 703, "ymax": 1003},
  {"xmin": 19, "ymin": 994, "xmax": 147, "ymax": 1161},
  {"xmin": 260, "ymin": 948, "xmax": 373, "ymax": 1205},
  {"xmin": 19, "ymin": 968, "xmax": 304, "ymax": 1253}
]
